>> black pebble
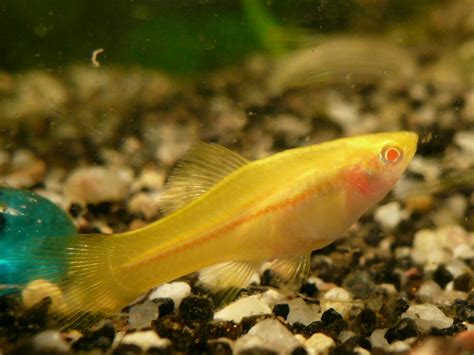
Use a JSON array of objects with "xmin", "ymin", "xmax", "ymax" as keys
[
  {"xmin": 364, "ymin": 225, "xmax": 385, "ymax": 246},
  {"xmin": 452, "ymin": 299, "xmax": 474, "ymax": 323},
  {"xmin": 385, "ymin": 318, "xmax": 419, "ymax": 343},
  {"xmin": 393, "ymin": 298, "xmax": 410, "ymax": 316},
  {"xmin": 329, "ymin": 343, "xmax": 357, "ymax": 355},
  {"xmin": 379, "ymin": 297, "xmax": 409, "ymax": 326},
  {"xmin": 454, "ymin": 273, "xmax": 472, "ymax": 292},
  {"xmin": 272, "ymin": 304, "xmax": 290, "ymax": 320},
  {"xmin": 18, "ymin": 297, "xmax": 52, "ymax": 332},
  {"xmin": 344, "ymin": 335, "xmax": 372, "ymax": 351},
  {"xmin": 241, "ymin": 315, "xmax": 271, "ymax": 333},
  {"xmin": 178, "ymin": 296, "xmax": 214, "ymax": 326},
  {"xmin": 303, "ymin": 321, "xmax": 324, "ymax": 338},
  {"xmin": 113, "ymin": 343, "xmax": 142, "ymax": 355},
  {"xmin": 353, "ymin": 308, "xmax": 376, "ymax": 336},
  {"xmin": 239, "ymin": 347, "xmax": 278, "ymax": 355},
  {"xmin": 299, "ymin": 282, "xmax": 318, "ymax": 297},
  {"xmin": 68, "ymin": 203, "xmax": 83, "ymax": 217},
  {"xmin": 152, "ymin": 315, "xmax": 193, "ymax": 352},
  {"xmin": 156, "ymin": 297, "xmax": 175, "ymax": 318},
  {"xmin": 433, "ymin": 265, "xmax": 454, "ymax": 288},
  {"xmin": 291, "ymin": 321, "xmax": 307, "ymax": 335},
  {"xmin": 72, "ymin": 322, "xmax": 115, "ymax": 351},
  {"xmin": 342, "ymin": 270, "xmax": 375, "ymax": 299},
  {"xmin": 146, "ymin": 346, "xmax": 171, "ymax": 355},
  {"xmin": 260, "ymin": 269, "xmax": 280, "ymax": 288},
  {"xmin": 321, "ymin": 308, "xmax": 347, "ymax": 335},
  {"xmin": 431, "ymin": 318, "xmax": 467, "ymax": 336},
  {"xmin": 291, "ymin": 346, "xmax": 308, "ymax": 355}
]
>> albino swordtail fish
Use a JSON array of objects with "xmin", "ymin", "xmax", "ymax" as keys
[{"xmin": 9, "ymin": 131, "xmax": 418, "ymax": 327}]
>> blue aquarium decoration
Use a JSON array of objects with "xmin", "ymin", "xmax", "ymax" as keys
[{"xmin": 0, "ymin": 187, "xmax": 77, "ymax": 294}]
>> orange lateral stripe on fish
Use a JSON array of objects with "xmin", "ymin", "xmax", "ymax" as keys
[{"xmin": 17, "ymin": 131, "xmax": 418, "ymax": 327}]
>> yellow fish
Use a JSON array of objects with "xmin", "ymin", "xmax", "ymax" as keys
[{"xmin": 19, "ymin": 131, "xmax": 418, "ymax": 326}]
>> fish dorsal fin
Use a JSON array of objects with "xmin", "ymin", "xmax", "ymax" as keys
[
  {"xmin": 199, "ymin": 260, "xmax": 261, "ymax": 304},
  {"xmin": 268, "ymin": 254, "xmax": 311, "ymax": 292},
  {"xmin": 160, "ymin": 142, "xmax": 249, "ymax": 215}
]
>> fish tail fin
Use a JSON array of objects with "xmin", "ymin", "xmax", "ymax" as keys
[{"xmin": 2, "ymin": 234, "xmax": 137, "ymax": 329}]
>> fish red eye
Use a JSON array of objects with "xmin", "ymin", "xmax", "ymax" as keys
[{"xmin": 381, "ymin": 145, "xmax": 403, "ymax": 164}]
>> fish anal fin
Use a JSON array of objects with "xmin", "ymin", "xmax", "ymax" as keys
[
  {"xmin": 267, "ymin": 254, "xmax": 310, "ymax": 292},
  {"xmin": 160, "ymin": 142, "xmax": 249, "ymax": 215},
  {"xmin": 198, "ymin": 260, "xmax": 260, "ymax": 305}
]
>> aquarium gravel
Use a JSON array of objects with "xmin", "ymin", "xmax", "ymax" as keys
[{"xmin": 1, "ymin": 4, "xmax": 474, "ymax": 355}]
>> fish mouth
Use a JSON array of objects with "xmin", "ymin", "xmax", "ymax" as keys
[{"xmin": 402, "ymin": 131, "xmax": 418, "ymax": 160}]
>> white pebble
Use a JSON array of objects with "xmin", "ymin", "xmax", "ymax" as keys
[
  {"xmin": 287, "ymin": 298, "xmax": 320, "ymax": 326},
  {"xmin": 234, "ymin": 319, "xmax": 301, "ymax": 354},
  {"xmin": 324, "ymin": 287, "xmax": 352, "ymax": 302},
  {"xmin": 417, "ymin": 280, "xmax": 442, "ymax": 300},
  {"xmin": 128, "ymin": 300, "xmax": 159, "ymax": 330},
  {"xmin": 305, "ymin": 333, "xmax": 335, "ymax": 355},
  {"xmin": 369, "ymin": 328, "xmax": 389, "ymax": 349},
  {"xmin": 402, "ymin": 304, "xmax": 453, "ymax": 333},
  {"xmin": 411, "ymin": 229, "xmax": 450, "ymax": 268},
  {"xmin": 321, "ymin": 287, "xmax": 354, "ymax": 319},
  {"xmin": 214, "ymin": 295, "xmax": 271, "ymax": 322},
  {"xmin": 121, "ymin": 330, "xmax": 170, "ymax": 350},
  {"xmin": 33, "ymin": 330, "xmax": 69, "ymax": 353},
  {"xmin": 374, "ymin": 202, "xmax": 407, "ymax": 231},
  {"xmin": 149, "ymin": 282, "xmax": 191, "ymax": 308},
  {"xmin": 454, "ymin": 131, "xmax": 474, "ymax": 153},
  {"xmin": 446, "ymin": 259, "xmax": 470, "ymax": 278},
  {"xmin": 339, "ymin": 330, "xmax": 355, "ymax": 343},
  {"xmin": 65, "ymin": 166, "xmax": 133, "ymax": 204},
  {"xmin": 128, "ymin": 191, "xmax": 161, "ymax": 219}
]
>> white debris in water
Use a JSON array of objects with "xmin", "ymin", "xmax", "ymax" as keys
[
  {"xmin": 287, "ymin": 298, "xmax": 320, "ymax": 326},
  {"xmin": 149, "ymin": 282, "xmax": 191, "ymax": 308},
  {"xmin": 402, "ymin": 304, "xmax": 453, "ymax": 333},
  {"xmin": 374, "ymin": 202, "xmax": 408, "ymax": 231},
  {"xmin": 234, "ymin": 319, "xmax": 301, "ymax": 354},
  {"xmin": 128, "ymin": 299, "xmax": 159, "ymax": 330},
  {"xmin": 121, "ymin": 330, "xmax": 170, "ymax": 351},
  {"xmin": 214, "ymin": 295, "xmax": 271, "ymax": 322},
  {"xmin": 305, "ymin": 333, "xmax": 335, "ymax": 355}
]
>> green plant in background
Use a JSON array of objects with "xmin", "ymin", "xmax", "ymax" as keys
[{"xmin": 0, "ymin": 0, "xmax": 445, "ymax": 74}]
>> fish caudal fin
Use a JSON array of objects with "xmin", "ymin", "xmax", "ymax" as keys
[{"xmin": 5, "ymin": 234, "xmax": 135, "ymax": 329}]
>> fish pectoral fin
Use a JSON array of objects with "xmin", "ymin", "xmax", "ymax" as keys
[
  {"xmin": 198, "ymin": 260, "xmax": 260, "ymax": 304},
  {"xmin": 160, "ymin": 142, "xmax": 250, "ymax": 215},
  {"xmin": 267, "ymin": 253, "xmax": 311, "ymax": 292}
]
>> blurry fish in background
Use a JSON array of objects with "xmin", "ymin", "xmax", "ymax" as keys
[{"xmin": 267, "ymin": 37, "xmax": 417, "ymax": 95}]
